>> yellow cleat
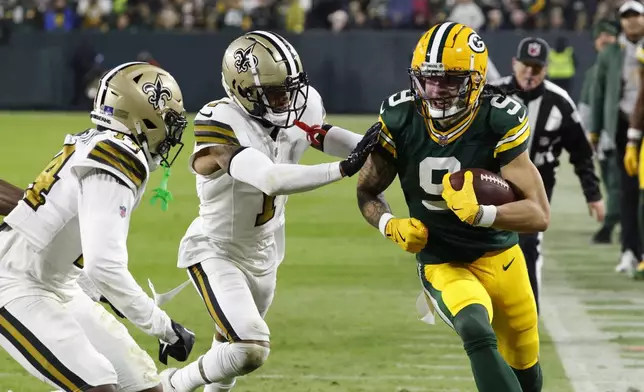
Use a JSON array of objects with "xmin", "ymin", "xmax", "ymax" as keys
[{"xmin": 633, "ymin": 261, "xmax": 644, "ymax": 280}]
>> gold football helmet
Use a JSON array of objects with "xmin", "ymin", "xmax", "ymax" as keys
[
  {"xmin": 221, "ymin": 30, "xmax": 309, "ymax": 128},
  {"xmin": 90, "ymin": 62, "xmax": 187, "ymax": 170},
  {"xmin": 409, "ymin": 22, "xmax": 488, "ymax": 120}
]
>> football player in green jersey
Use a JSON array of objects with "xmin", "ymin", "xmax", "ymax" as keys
[{"xmin": 356, "ymin": 22, "xmax": 550, "ymax": 392}]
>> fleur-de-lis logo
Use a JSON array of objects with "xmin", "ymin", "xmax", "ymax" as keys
[
  {"xmin": 142, "ymin": 74, "xmax": 172, "ymax": 110},
  {"xmin": 234, "ymin": 44, "xmax": 259, "ymax": 74}
]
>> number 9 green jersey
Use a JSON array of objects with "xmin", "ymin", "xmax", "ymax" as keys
[{"xmin": 377, "ymin": 89, "xmax": 531, "ymax": 265}]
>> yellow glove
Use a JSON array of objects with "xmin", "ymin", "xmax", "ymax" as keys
[
  {"xmin": 624, "ymin": 143, "xmax": 639, "ymax": 177},
  {"xmin": 442, "ymin": 171, "xmax": 496, "ymax": 226},
  {"xmin": 380, "ymin": 214, "xmax": 428, "ymax": 253}
]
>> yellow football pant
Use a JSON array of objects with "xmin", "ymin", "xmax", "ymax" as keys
[
  {"xmin": 639, "ymin": 138, "xmax": 644, "ymax": 190},
  {"xmin": 420, "ymin": 244, "xmax": 539, "ymax": 370}
]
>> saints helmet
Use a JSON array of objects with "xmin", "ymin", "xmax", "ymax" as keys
[
  {"xmin": 221, "ymin": 30, "xmax": 309, "ymax": 128},
  {"xmin": 409, "ymin": 22, "xmax": 488, "ymax": 120},
  {"xmin": 90, "ymin": 62, "xmax": 187, "ymax": 171}
]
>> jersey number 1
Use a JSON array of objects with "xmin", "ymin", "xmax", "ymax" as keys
[
  {"xmin": 255, "ymin": 194, "xmax": 276, "ymax": 226},
  {"xmin": 24, "ymin": 143, "xmax": 76, "ymax": 211}
]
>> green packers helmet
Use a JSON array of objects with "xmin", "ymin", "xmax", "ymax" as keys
[
  {"xmin": 90, "ymin": 62, "xmax": 188, "ymax": 171},
  {"xmin": 221, "ymin": 30, "xmax": 309, "ymax": 128}
]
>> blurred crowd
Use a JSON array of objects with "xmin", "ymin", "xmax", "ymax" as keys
[{"xmin": 0, "ymin": 0, "xmax": 632, "ymax": 33}]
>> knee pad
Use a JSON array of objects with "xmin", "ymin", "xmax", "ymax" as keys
[
  {"xmin": 453, "ymin": 304, "xmax": 497, "ymax": 355},
  {"xmin": 231, "ymin": 342, "xmax": 270, "ymax": 375}
]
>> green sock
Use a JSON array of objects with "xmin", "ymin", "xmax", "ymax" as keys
[
  {"xmin": 454, "ymin": 304, "xmax": 522, "ymax": 392},
  {"xmin": 512, "ymin": 362, "xmax": 543, "ymax": 392}
]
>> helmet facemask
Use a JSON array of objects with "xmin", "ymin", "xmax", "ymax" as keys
[
  {"xmin": 409, "ymin": 62, "xmax": 480, "ymax": 120},
  {"xmin": 245, "ymin": 72, "xmax": 309, "ymax": 129},
  {"xmin": 134, "ymin": 107, "xmax": 187, "ymax": 171}
]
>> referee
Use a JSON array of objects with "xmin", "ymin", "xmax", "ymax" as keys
[{"xmin": 494, "ymin": 37, "xmax": 604, "ymax": 312}]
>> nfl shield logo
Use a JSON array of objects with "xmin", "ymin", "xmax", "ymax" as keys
[
  {"xmin": 438, "ymin": 134, "xmax": 449, "ymax": 146},
  {"xmin": 119, "ymin": 206, "xmax": 127, "ymax": 218},
  {"xmin": 527, "ymin": 43, "xmax": 541, "ymax": 57}
]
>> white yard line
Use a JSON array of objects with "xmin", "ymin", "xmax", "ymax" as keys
[
  {"xmin": 253, "ymin": 373, "xmax": 472, "ymax": 382},
  {"xmin": 395, "ymin": 362, "xmax": 469, "ymax": 371},
  {"xmin": 541, "ymin": 256, "xmax": 644, "ymax": 392}
]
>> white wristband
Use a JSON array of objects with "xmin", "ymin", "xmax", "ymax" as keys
[
  {"xmin": 627, "ymin": 127, "xmax": 642, "ymax": 141},
  {"xmin": 476, "ymin": 205, "xmax": 497, "ymax": 227},
  {"xmin": 378, "ymin": 213, "xmax": 395, "ymax": 237}
]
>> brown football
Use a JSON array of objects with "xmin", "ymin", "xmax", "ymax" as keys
[{"xmin": 449, "ymin": 168, "xmax": 517, "ymax": 206}]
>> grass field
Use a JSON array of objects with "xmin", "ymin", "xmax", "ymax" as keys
[{"xmin": 0, "ymin": 112, "xmax": 641, "ymax": 392}]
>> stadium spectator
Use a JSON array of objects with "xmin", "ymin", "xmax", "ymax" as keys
[
  {"xmin": 448, "ymin": 0, "xmax": 485, "ymax": 30},
  {"xmin": 43, "ymin": 0, "xmax": 75, "ymax": 31},
  {"xmin": 0, "ymin": 0, "xmax": 629, "ymax": 32},
  {"xmin": 77, "ymin": 0, "xmax": 111, "ymax": 30}
]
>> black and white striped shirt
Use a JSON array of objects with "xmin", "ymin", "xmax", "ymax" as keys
[{"xmin": 494, "ymin": 76, "xmax": 601, "ymax": 202}]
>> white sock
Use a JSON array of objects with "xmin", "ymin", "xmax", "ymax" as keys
[
  {"xmin": 204, "ymin": 378, "xmax": 236, "ymax": 392},
  {"xmin": 205, "ymin": 339, "xmax": 236, "ymax": 392},
  {"xmin": 170, "ymin": 342, "xmax": 268, "ymax": 392}
]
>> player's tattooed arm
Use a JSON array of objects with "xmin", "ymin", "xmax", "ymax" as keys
[
  {"xmin": 192, "ymin": 145, "xmax": 242, "ymax": 175},
  {"xmin": 0, "ymin": 179, "xmax": 23, "ymax": 216},
  {"xmin": 356, "ymin": 150, "xmax": 397, "ymax": 228}
]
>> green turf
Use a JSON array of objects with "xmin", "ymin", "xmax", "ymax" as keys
[{"xmin": 0, "ymin": 112, "xmax": 578, "ymax": 392}]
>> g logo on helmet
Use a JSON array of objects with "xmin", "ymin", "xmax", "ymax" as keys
[{"xmin": 467, "ymin": 33, "xmax": 486, "ymax": 53}]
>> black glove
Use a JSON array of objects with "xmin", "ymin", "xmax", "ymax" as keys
[
  {"xmin": 339, "ymin": 122, "xmax": 382, "ymax": 177},
  {"xmin": 159, "ymin": 320, "xmax": 196, "ymax": 365},
  {"xmin": 99, "ymin": 296, "xmax": 125, "ymax": 319}
]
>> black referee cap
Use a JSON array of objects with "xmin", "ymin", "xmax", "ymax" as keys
[{"xmin": 516, "ymin": 37, "xmax": 550, "ymax": 66}]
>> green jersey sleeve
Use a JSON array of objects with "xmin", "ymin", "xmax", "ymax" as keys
[
  {"xmin": 488, "ymin": 95, "xmax": 531, "ymax": 166},
  {"xmin": 377, "ymin": 90, "xmax": 415, "ymax": 159}
]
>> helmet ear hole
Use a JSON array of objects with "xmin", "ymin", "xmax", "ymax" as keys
[{"xmin": 143, "ymin": 119, "xmax": 156, "ymax": 129}]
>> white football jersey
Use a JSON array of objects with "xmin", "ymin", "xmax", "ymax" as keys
[
  {"xmin": 3, "ymin": 129, "xmax": 149, "ymax": 294},
  {"xmin": 187, "ymin": 86, "xmax": 326, "ymax": 243}
]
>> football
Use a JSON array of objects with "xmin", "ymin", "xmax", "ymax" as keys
[{"xmin": 449, "ymin": 168, "xmax": 517, "ymax": 206}]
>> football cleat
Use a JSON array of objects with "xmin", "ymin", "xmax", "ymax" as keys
[{"xmin": 615, "ymin": 250, "xmax": 638, "ymax": 274}]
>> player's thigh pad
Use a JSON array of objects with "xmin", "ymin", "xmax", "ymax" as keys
[
  {"xmin": 419, "ymin": 262, "xmax": 493, "ymax": 329},
  {"xmin": 468, "ymin": 245, "xmax": 539, "ymax": 369},
  {"xmin": 68, "ymin": 290, "xmax": 160, "ymax": 392},
  {"xmin": 0, "ymin": 296, "xmax": 117, "ymax": 391},
  {"xmin": 188, "ymin": 259, "xmax": 270, "ymax": 342}
]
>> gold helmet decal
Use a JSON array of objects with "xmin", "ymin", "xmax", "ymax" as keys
[
  {"xmin": 90, "ymin": 62, "xmax": 187, "ymax": 171},
  {"xmin": 221, "ymin": 30, "xmax": 309, "ymax": 128},
  {"xmin": 409, "ymin": 22, "xmax": 489, "ymax": 122}
]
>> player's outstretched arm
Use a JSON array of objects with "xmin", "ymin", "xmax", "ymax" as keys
[
  {"xmin": 294, "ymin": 120, "xmax": 363, "ymax": 158},
  {"xmin": 495, "ymin": 151, "xmax": 550, "ymax": 232},
  {"xmin": 193, "ymin": 122, "xmax": 381, "ymax": 196},
  {"xmin": 77, "ymin": 169, "xmax": 189, "ymax": 346},
  {"xmin": 0, "ymin": 179, "xmax": 23, "ymax": 216}
]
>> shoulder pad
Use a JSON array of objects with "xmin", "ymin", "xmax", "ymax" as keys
[
  {"xmin": 73, "ymin": 131, "xmax": 149, "ymax": 192},
  {"xmin": 299, "ymin": 85, "xmax": 325, "ymax": 126},
  {"xmin": 379, "ymin": 90, "xmax": 415, "ymax": 133},
  {"xmin": 486, "ymin": 95, "xmax": 530, "ymax": 164},
  {"xmin": 376, "ymin": 90, "xmax": 415, "ymax": 159},
  {"xmin": 193, "ymin": 99, "xmax": 248, "ymax": 148}
]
